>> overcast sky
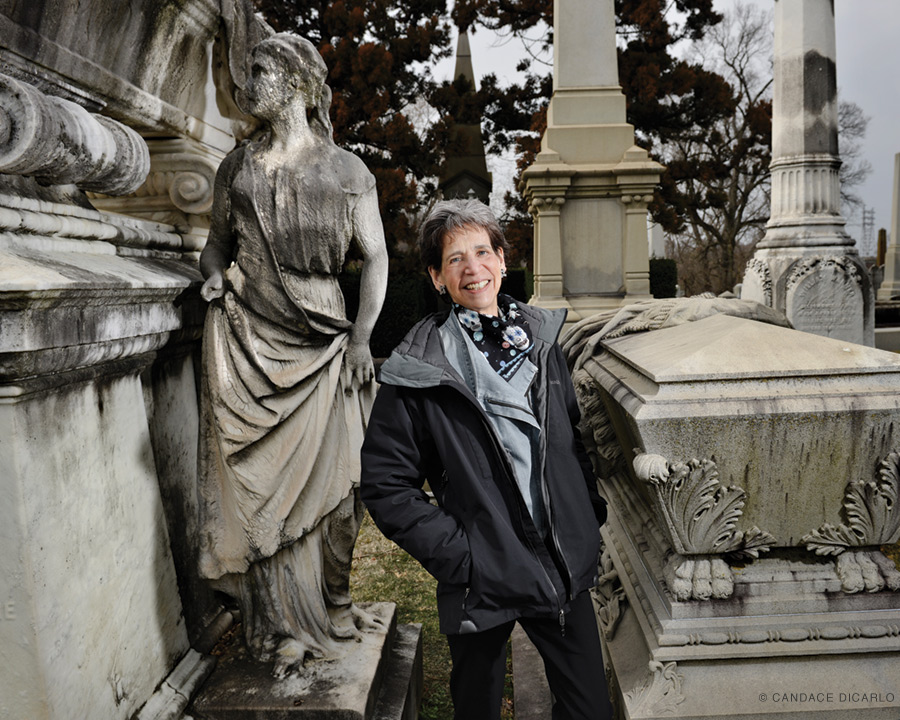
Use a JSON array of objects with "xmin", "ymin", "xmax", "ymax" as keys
[{"xmin": 437, "ymin": 1, "xmax": 898, "ymax": 252}]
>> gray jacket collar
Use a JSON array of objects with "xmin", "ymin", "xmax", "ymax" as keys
[{"xmin": 378, "ymin": 303, "xmax": 566, "ymax": 390}]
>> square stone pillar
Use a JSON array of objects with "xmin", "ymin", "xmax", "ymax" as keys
[{"xmin": 522, "ymin": 0, "xmax": 662, "ymax": 323}]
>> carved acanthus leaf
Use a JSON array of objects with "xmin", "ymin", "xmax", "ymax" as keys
[
  {"xmin": 634, "ymin": 453, "xmax": 776, "ymax": 557},
  {"xmin": 803, "ymin": 451, "xmax": 900, "ymax": 555},
  {"xmin": 625, "ymin": 661, "xmax": 685, "ymax": 717}
]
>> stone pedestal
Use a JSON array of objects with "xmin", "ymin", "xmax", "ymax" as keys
[
  {"xmin": 521, "ymin": 0, "xmax": 662, "ymax": 323},
  {"xmin": 190, "ymin": 603, "xmax": 423, "ymax": 720},
  {"xmin": 742, "ymin": 0, "xmax": 873, "ymax": 345},
  {"xmin": 570, "ymin": 311, "xmax": 900, "ymax": 719}
]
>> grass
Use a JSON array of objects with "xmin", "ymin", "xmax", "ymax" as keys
[{"xmin": 351, "ymin": 511, "xmax": 514, "ymax": 719}]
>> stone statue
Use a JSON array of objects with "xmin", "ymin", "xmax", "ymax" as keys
[{"xmin": 196, "ymin": 32, "xmax": 388, "ymax": 679}]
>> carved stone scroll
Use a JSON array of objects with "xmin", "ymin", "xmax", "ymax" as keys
[
  {"xmin": 802, "ymin": 451, "xmax": 900, "ymax": 593},
  {"xmin": 0, "ymin": 73, "xmax": 149, "ymax": 195}
]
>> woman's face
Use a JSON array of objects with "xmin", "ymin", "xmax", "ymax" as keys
[
  {"xmin": 429, "ymin": 224, "xmax": 505, "ymax": 316},
  {"xmin": 246, "ymin": 47, "xmax": 296, "ymax": 118}
]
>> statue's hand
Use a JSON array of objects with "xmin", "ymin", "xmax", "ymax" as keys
[
  {"xmin": 343, "ymin": 339, "xmax": 374, "ymax": 392},
  {"xmin": 200, "ymin": 271, "xmax": 225, "ymax": 302}
]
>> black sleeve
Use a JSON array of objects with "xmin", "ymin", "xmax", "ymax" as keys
[{"xmin": 360, "ymin": 384, "xmax": 472, "ymax": 585}]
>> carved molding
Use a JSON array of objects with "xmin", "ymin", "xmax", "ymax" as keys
[
  {"xmin": 785, "ymin": 255, "xmax": 863, "ymax": 292},
  {"xmin": 90, "ymin": 138, "xmax": 222, "ymax": 222},
  {"xmin": 802, "ymin": 451, "xmax": 900, "ymax": 593},
  {"xmin": 744, "ymin": 257, "xmax": 773, "ymax": 305},
  {"xmin": 0, "ymin": 73, "xmax": 149, "ymax": 195},
  {"xmin": 770, "ymin": 156, "xmax": 842, "ymax": 218},
  {"xmin": 604, "ymin": 500, "xmax": 900, "ymax": 652},
  {"xmin": 527, "ymin": 193, "xmax": 566, "ymax": 219},
  {"xmin": 573, "ymin": 370, "xmax": 625, "ymax": 480},
  {"xmin": 624, "ymin": 661, "xmax": 685, "ymax": 717},
  {"xmin": 592, "ymin": 545, "xmax": 627, "ymax": 640}
]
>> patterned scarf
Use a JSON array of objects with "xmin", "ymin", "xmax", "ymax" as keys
[{"xmin": 453, "ymin": 294, "xmax": 534, "ymax": 380}]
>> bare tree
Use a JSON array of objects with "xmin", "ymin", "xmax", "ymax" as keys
[
  {"xmin": 837, "ymin": 99, "xmax": 873, "ymax": 217},
  {"xmin": 657, "ymin": 2, "xmax": 773, "ymax": 296}
]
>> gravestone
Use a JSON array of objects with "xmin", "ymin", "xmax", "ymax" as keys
[{"xmin": 785, "ymin": 256, "xmax": 867, "ymax": 345}]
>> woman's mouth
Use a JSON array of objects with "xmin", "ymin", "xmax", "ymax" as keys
[{"xmin": 464, "ymin": 280, "xmax": 489, "ymax": 291}]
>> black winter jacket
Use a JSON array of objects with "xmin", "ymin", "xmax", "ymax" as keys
[{"xmin": 359, "ymin": 304, "xmax": 606, "ymax": 635}]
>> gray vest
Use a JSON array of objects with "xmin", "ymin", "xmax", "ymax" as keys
[{"xmin": 440, "ymin": 314, "xmax": 547, "ymax": 535}]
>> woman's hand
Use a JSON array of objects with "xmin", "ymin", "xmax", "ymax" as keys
[
  {"xmin": 343, "ymin": 339, "xmax": 374, "ymax": 392},
  {"xmin": 200, "ymin": 270, "xmax": 226, "ymax": 302}
]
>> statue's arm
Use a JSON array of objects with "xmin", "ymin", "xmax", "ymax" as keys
[
  {"xmin": 199, "ymin": 151, "xmax": 241, "ymax": 301},
  {"xmin": 344, "ymin": 186, "xmax": 388, "ymax": 388}
]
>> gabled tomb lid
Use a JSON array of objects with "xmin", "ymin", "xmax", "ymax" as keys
[{"xmin": 602, "ymin": 314, "xmax": 900, "ymax": 383}]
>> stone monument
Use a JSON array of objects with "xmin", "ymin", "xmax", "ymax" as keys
[
  {"xmin": 565, "ymin": 299, "xmax": 900, "ymax": 719},
  {"xmin": 0, "ymin": 3, "xmax": 422, "ymax": 719},
  {"xmin": 741, "ymin": 0, "xmax": 874, "ymax": 346},
  {"xmin": 0, "ymin": 0, "xmax": 233, "ymax": 716},
  {"xmin": 194, "ymin": 30, "xmax": 389, "ymax": 678},
  {"xmin": 438, "ymin": 29, "xmax": 492, "ymax": 205},
  {"xmin": 521, "ymin": 0, "xmax": 662, "ymax": 324}
]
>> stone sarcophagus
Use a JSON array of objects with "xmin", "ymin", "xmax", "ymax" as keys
[{"xmin": 568, "ymin": 305, "xmax": 900, "ymax": 719}]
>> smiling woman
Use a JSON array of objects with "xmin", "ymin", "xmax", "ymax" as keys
[{"xmin": 360, "ymin": 199, "xmax": 613, "ymax": 719}]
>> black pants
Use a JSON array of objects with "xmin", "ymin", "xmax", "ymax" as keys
[{"xmin": 446, "ymin": 591, "xmax": 613, "ymax": 720}]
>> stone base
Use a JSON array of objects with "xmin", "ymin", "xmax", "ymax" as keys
[
  {"xmin": 607, "ymin": 602, "xmax": 900, "ymax": 720},
  {"xmin": 189, "ymin": 603, "xmax": 422, "ymax": 720}
]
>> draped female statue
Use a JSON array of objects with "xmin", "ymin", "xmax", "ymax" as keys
[{"xmin": 196, "ymin": 32, "xmax": 388, "ymax": 679}]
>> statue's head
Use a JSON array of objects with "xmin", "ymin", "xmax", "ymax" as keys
[{"xmin": 248, "ymin": 33, "xmax": 333, "ymax": 139}]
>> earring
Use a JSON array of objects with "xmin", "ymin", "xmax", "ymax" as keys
[
  {"xmin": 438, "ymin": 285, "xmax": 447, "ymax": 295},
  {"xmin": 501, "ymin": 267, "xmax": 508, "ymax": 278}
]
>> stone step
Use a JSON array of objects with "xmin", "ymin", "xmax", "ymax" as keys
[{"xmin": 189, "ymin": 602, "xmax": 422, "ymax": 720}]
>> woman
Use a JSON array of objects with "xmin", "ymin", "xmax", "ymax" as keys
[
  {"xmin": 197, "ymin": 33, "xmax": 387, "ymax": 679},
  {"xmin": 360, "ymin": 199, "xmax": 612, "ymax": 719}
]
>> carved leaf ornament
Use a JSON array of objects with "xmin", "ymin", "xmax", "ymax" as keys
[
  {"xmin": 803, "ymin": 452, "xmax": 900, "ymax": 553},
  {"xmin": 634, "ymin": 452, "xmax": 775, "ymax": 557},
  {"xmin": 802, "ymin": 452, "xmax": 900, "ymax": 593},
  {"xmin": 634, "ymin": 452, "xmax": 776, "ymax": 601}
]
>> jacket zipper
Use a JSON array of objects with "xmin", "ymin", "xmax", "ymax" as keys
[
  {"xmin": 473, "ymin": 396, "xmax": 562, "ymax": 619},
  {"xmin": 534, "ymin": 344, "xmax": 576, "ymax": 604}
]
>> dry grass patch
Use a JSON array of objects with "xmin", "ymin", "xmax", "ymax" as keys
[{"xmin": 352, "ymin": 511, "xmax": 513, "ymax": 719}]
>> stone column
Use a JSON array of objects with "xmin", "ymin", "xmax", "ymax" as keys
[
  {"xmin": 522, "ymin": 0, "xmax": 662, "ymax": 322},
  {"xmin": 742, "ymin": 0, "xmax": 874, "ymax": 345},
  {"xmin": 876, "ymin": 154, "xmax": 900, "ymax": 300}
]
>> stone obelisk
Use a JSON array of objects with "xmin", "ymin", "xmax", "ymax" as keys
[
  {"xmin": 742, "ymin": 0, "xmax": 873, "ymax": 345},
  {"xmin": 522, "ymin": 0, "xmax": 662, "ymax": 322}
]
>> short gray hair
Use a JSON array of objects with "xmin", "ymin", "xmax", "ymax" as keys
[{"xmin": 418, "ymin": 199, "xmax": 509, "ymax": 271}]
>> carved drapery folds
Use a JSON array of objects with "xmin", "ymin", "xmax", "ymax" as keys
[
  {"xmin": 0, "ymin": 73, "xmax": 149, "ymax": 195},
  {"xmin": 802, "ymin": 451, "xmax": 900, "ymax": 593},
  {"xmin": 633, "ymin": 452, "xmax": 776, "ymax": 601}
]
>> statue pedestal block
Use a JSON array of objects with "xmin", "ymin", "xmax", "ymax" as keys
[{"xmin": 190, "ymin": 603, "xmax": 422, "ymax": 720}]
